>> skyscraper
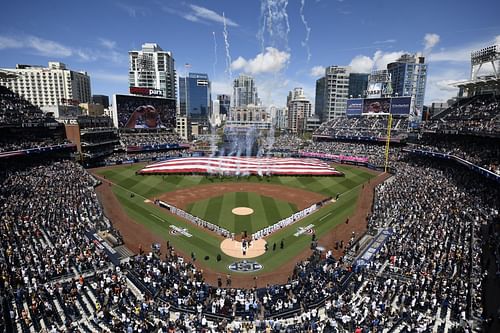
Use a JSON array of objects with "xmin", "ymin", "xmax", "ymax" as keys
[
  {"xmin": 179, "ymin": 73, "xmax": 211, "ymax": 126},
  {"xmin": 0, "ymin": 62, "xmax": 91, "ymax": 107},
  {"xmin": 314, "ymin": 77, "xmax": 326, "ymax": 122},
  {"xmin": 348, "ymin": 73, "xmax": 369, "ymax": 98},
  {"xmin": 128, "ymin": 43, "xmax": 176, "ymax": 99},
  {"xmin": 217, "ymin": 94, "xmax": 231, "ymax": 115},
  {"xmin": 287, "ymin": 88, "xmax": 312, "ymax": 133},
  {"xmin": 232, "ymin": 74, "xmax": 259, "ymax": 107},
  {"xmin": 324, "ymin": 66, "xmax": 351, "ymax": 119},
  {"xmin": 387, "ymin": 54, "xmax": 427, "ymax": 120}
]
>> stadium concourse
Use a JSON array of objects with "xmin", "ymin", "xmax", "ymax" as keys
[{"xmin": 0, "ymin": 88, "xmax": 499, "ymax": 332}]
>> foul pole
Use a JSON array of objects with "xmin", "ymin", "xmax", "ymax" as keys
[{"xmin": 384, "ymin": 114, "xmax": 392, "ymax": 173}]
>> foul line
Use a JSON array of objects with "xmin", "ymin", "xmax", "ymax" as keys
[
  {"xmin": 150, "ymin": 214, "xmax": 164, "ymax": 222},
  {"xmin": 319, "ymin": 212, "xmax": 332, "ymax": 221},
  {"xmin": 94, "ymin": 174, "xmax": 149, "ymax": 201}
]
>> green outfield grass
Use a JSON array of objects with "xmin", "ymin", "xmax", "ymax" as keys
[
  {"xmin": 186, "ymin": 192, "xmax": 297, "ymax": 234},
  {"xmin": 94, "ymin": 163, "xmax": 378, "ymax": 275}
]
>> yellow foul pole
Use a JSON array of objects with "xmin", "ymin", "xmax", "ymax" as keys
[{"xmin": 384, "ymin": 114, "xmax": 392, "ymax": 173}]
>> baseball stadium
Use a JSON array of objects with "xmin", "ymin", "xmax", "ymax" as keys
[{"xmin": 1, "ymin": 2, "xmax": 500, "ymax": 332}]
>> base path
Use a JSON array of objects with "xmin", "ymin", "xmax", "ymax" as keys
[
  {"xmin": 220, "ymin": 238, "xmax": 267, "ymax": 258},
  {"xmin": 155, "ymin": 182, "xmax": 327, "ymax": 211},
  {"xmin": 91, "ymin": 166, "xmax": 388, "ymax": 289}
]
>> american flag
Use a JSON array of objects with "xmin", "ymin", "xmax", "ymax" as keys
[{"xmin": 139, "ymin": 157, "xmax": 342, "ymax": 176}]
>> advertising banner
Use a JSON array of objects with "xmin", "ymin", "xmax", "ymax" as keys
[
  {"xmin": 390, "ymin": 97, "xmax": 412, "ymax": 115},
  {"xmin": 346, "ymin": 98, "xmax": 364, "ymax": 116}
]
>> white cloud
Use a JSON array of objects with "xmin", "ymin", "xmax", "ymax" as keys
[
  {"xmin": 0, "ymin": 34, "xmax": 72, "ymax": 57},
  {"xmin": 349, "ymin": 55, "xmax": 373, "ymax": 73},
  {"xmin": 427, "ymin": 36, "xmax": 500, "ymax": 63},
  {"xmin": 0, "ymin": 36, "xmax": 23, "ymax": 49},
  {"xmin": 0, "ymin": 34, "xmax": 126, "ymax": 65},
  {"xmin": 424, "ymin": 69, "xmax": 467, "ymax": 104},
  {"xmin": 230, "ymin": 47, "xmax": 290, "ymax": 75},
  {"xmin": 373, "ymin": 50, "xmax": 406, "ymax": 69},
  {"xmin": 116, "ymin": 3, "xmax": 149, "ymax": 17},
  {"xmin": 162, "ymin": 4, "xmax": 238, "ymax": 27},
  {"xmin": 348, "ymin": 50, "xmax": 406, "ymax": 73},
  {"xmin": 373, "ymin": 39, "xmax": 396, "ymax": 44},
  {"xmin": 494, "ymin": 35, "xmax": 500, "ymax": 45},
  {"xmin": 25, "ymin": 36, "xmax": 72, "ymax": 57},
  {"xmin": 189, "ymin": 4, "xmax": 238, "ymax": 27},
  {"xmin": 99, "ymin": 38, "xmax": 117, "ymax": 49},
  {"xmin": 310, "ymin": 65, "xmax": 325, "ymax": 77},
  {"xmin": 423, "ymin": 33, "xmax": 440, "ymax": 53},
  {"xmin": 231, "ymin": 56, "xmax": 247, "ymax": 71}
]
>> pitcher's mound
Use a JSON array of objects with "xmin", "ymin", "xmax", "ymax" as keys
[
  {"xmin": 220, "ymin": 238, "xmax": 267, "ymax": 258},
  {"xmin": 232, "ymin": 207, "xmax": 254, "ymax": 216}
]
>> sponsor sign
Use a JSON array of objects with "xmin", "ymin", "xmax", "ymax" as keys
[{"xmin": 228, "ymin": 260, "xmax": 263, "ymax": 273}]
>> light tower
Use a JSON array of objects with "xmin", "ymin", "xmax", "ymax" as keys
[{"xmin": 470, "ymin": 45, "xmax": 500, "ymax": 80}]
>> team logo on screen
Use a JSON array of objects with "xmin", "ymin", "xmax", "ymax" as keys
[{"xmin": 228, "ymin": 260, "xmax": 263, "ymax": 272}]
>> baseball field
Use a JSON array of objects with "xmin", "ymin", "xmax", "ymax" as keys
[{"xmin": 93, "ymin": 162, "xmax": 378, "ymax": 279}]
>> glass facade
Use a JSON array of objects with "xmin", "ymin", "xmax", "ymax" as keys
[
  {"xmin": 348, "ymin": 73, "xmax": 369, "ymax": 98},
  {"xmin": 179, "ymin": 73, "xmax": 211, "ymax": 125}
]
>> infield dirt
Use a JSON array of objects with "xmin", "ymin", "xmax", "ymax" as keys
[{"xmin": 92, "ymin": 168, "xmax": 389, "ymax": 288}]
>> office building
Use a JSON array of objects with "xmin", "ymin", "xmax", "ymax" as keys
[
  {"xmin": 217, "ymin": 94, "xmax": 231, "ymax": 115},
  {"xmin": 232, "ymin": 74, "xmax": 259, "ymax": 107},
  {"xmin": 314, "ymin": 77, "xmax": 326, "ymax": 122},
  {"xmin": 287, "ymin": 88, "xmax": 312, "ymax": 133},
  {"xmin": 179, "ymin": 73, "xmax": 211, "ymax": 126},
  {"xmin": 387, "ymin": 54, "xmax": 427, "ymax": 119},
  {"xmin": 348, "ymin": 73, "xmax": 369, "ymax": 98},
  {"xmin": 128, "ymin": 43, "xmax": 176, "ymax": 99},
  {"xmin": 92, "ymin": 95, "xmax": 109, "ymax": 108},
  {"xmin": 0, "ymin": 62, "xmax": 91, "ymax": 108},
  {"xmin": 324, "ymin": 65, "xmax": 351, "ymax": 119}
]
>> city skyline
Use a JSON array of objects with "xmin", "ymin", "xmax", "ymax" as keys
[{"xmin": 0, "ymin": 0, "xmax": 499, "ymax": 107}]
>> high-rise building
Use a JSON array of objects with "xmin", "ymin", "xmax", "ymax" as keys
[
  {"xmin": 348, "ymin": 73, "xmax": 369, "ymax": 98},
  {"xmin": 287, "ymin": 88, "xmax": 312, "ymax": 133},
  {"xmin": 232, "ymin": 74, "xmax": 259, "ymax": 107},
  {"xmin": 387, "ymin": 54, "xmax": 427, "ymax": 119},
  {"xmin": 92, "ymin": 95, "xmax": 109, "ymax": 108},
  {"xmin": 217, "ymin": 94, "xmax": 231, "ymax": 115},
  {"xmin": 128, "ymin": 43, "xmax": 176, "ymax": 99},
  {"xmin": 0, "ymin": 62, "xmax": 91, "ymax": 107},
  {"xmin": 324, "ymin": 66, "xmax": 351, "ymax": 119},
  {"xmin": 178, "ymin": 73, "xmax": 211, "ymax": 126},
  {"xmin": 314, "ymin": 77, "xmax": 326, "ymax": 122}
]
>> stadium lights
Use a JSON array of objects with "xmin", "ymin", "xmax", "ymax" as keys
[{"xmin": 471, "ymin": 45, "xmax": 499, "ymax": 65}]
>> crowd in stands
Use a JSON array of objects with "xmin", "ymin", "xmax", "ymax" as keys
[
  {"xmin": 0, "ymin": 86, "xmax": 50, "ymax": 126},
  {"xmin": 426, "ymin": 94, "xmax": 500, "ymax": 134},
  {"xmin": 119, "ymin": 131, "xmax": 186, "ymax": 148},
  {"xmin": 314, "ymin": 116, "xmax": 409, "ymax": 141},
  {"xmin": 103, "ymin": 149, "xmax": 190, "ymax": 165},
  {"xmin": 0, "ymin": 136, "xmax": 70, "ymax": 153},
  {"xmin": 265, "ymin": 134, "xmax": 308, "ymax": 154},
  {"xmin": 409, "ymin": 135, "xmax": 500, "ymax": 174},
  {"xmin": 0, "ymin": 151, "xmax": 498, "ymax": 331}
]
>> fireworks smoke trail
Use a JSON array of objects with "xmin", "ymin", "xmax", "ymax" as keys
[
  {"xmin": 300, "ymin": 0, "xmax": 311, "ymax": 62},
  {"xmin": 222, "ymin": 12, "xmax": 232, "ymax": 81},
  {"xmin": 212, "ymin": 31, "xmax": 217, "ymax": 80}
]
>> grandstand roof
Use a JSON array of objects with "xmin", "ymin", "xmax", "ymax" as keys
[{"xmin": 452, "ymin": 76, "xmax": 500, "ymax": 89}]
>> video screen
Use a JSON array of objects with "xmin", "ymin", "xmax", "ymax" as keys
[
  {"xmin": 362, "ymin": 98, "xmax": 391, "ymax": 114},
  {"xmin": 114, "ymin": 94, "xmax": 176, "ymax": 129}
]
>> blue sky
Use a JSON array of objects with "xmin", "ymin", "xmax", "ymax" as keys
[{"xmin": 1, "ymin": 0, "xmax": 499, "ymax": 107}]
